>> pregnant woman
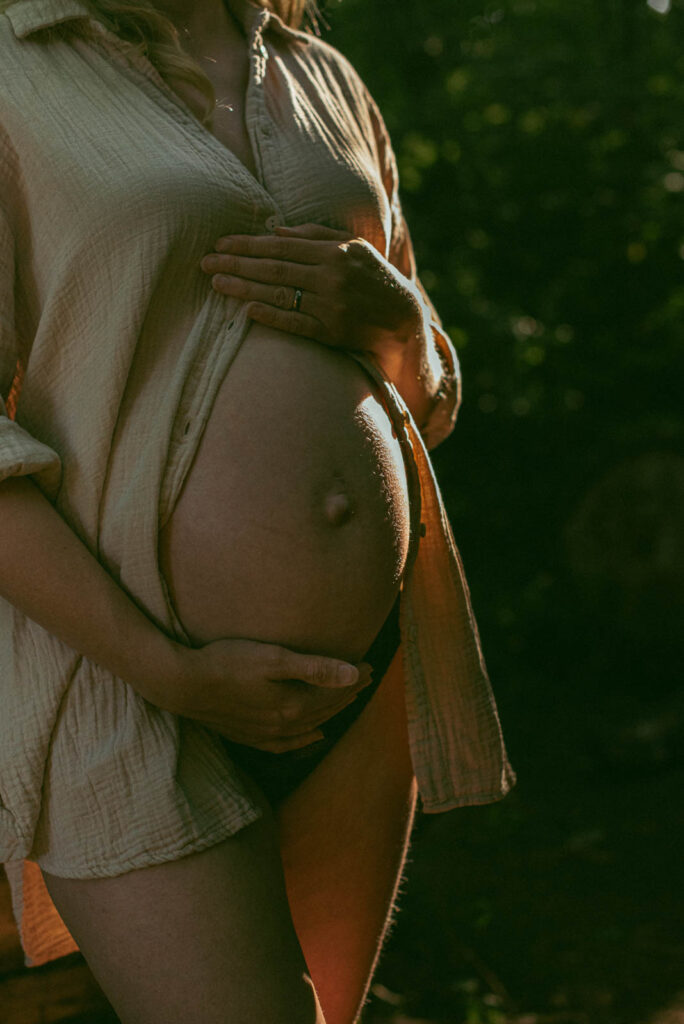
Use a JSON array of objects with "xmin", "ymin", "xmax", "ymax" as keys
[{"xmin": 0, "ymin": 0, "xmax": 516, "ymax": 1020}]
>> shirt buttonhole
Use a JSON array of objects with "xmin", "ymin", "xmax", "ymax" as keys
[{"xmin": 183, "ymin": 421, "xmax": 191, "ymax": 436}]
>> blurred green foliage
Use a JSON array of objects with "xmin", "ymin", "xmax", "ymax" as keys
[
  {"xmin": 327, "ymin": 0, "xmax": 684, "ymax": 700},
  {"xmin": 325, "ymin": 6, "xmax": 684, "ymax": 1020}
]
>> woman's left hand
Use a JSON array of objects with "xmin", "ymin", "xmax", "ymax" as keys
[{"xmin": 199, "ymin": 222, "xmax": 425, "ymax": 353}]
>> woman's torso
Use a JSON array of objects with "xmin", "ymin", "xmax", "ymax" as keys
[
  {"xmin": 158, "ymin": 16, "xmax": 412, "ymax": 661},
  {"xmin": 159, "ymin": 327, "xmax": 411, "ymax": 660}
]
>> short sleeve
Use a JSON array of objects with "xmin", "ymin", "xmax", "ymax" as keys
[
  {"xmin": 0, "ymin": 202, "xmax": 61, "ymax": 490},
  {"xmin": 363, "ymin": 88, "xmax": 461, "ymax": 449}
]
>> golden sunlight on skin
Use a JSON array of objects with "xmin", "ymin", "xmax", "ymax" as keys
[
  {"xmin": 159, "ymin": 327, "xmax": 411, "ymax": 662},
  {"xmin": 276, "ymin": 647, "xmax": 418, "ymax": 1024}
]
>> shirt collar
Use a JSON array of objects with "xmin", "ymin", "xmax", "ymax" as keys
[
  {"xmin": 225, "ymin": 0, "xmax": 313, "ymax": 44},
  {"xmin": 5, "ymin": 0, "xmax": 311, "ymax": 44},
  {"xmin": 4, "ymin": 0, "xmax": 89, "ymax": 37}
]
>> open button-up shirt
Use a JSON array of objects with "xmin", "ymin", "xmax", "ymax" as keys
[{"xmin": 0, "ymin": 0, "xmax": 515, "ymax": 966}]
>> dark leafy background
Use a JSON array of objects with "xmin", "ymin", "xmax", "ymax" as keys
[
  {"xmin": 323, "ymin": 0, "xmax": 684, "ymax": 1021},
  {"xmin": 2, "ymin": 2, "xmax": 682, "ymax": 1022}
]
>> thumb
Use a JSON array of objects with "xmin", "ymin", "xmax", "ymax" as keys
[{"xmin": 272, "ymin": 649, "xmax": 360, "ymax": 688}]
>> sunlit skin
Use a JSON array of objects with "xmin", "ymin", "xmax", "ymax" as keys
[
  {"xmin": 155, "ymin": 0, "xmax": 448, "ymax": 425},
  {"xmin": 200, "ymin": 222, "xmax": 428, "ymax": 376},
  {"xmin": 37, "ymin": 4, "xmax": 431, "ymax": 1022},
  {"xmin": 199, "ymin": 215, "xmax": 445, "ymax": 432},
  {"xmin": 154, "ymin": 12, "xmax": 423, "ymax": 1022},
  {"xmin": 158, "ymin": 0, "xmax": 450, "ymax": 668}
]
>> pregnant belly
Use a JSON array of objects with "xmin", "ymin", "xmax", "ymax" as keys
[{"xmin": 158, "ymin": 324, "xmax": 411, "ymax": 662}]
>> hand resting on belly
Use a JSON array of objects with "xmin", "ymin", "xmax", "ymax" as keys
[
  {"xmin": 159, "ymin": 323, "xmax": 412, "ymax": 751},
  {"xmin": 165, "ymin": 635, "xmax": 375, "ymax": 753}
]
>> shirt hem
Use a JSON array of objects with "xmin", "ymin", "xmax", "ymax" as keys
[
  {"xmin": 418, "ymin": 773, "xmax": 517, "ymax": 814},
  {"xmin": 27, "ymin": 805, "xmax": 264, "ymax": 880}
]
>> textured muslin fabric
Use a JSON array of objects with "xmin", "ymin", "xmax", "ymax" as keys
[{"xmin": 0, "ymin": 0, "xmax": 516, "ymax": 967}]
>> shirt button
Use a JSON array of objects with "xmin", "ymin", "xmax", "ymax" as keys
[
  {"xmin": 265, "ymin": 214, "xmax": 281, "ymax": 231},
  {"xmin": 260, "ymin": 123, "xmax": 273, "ymax": 138}
]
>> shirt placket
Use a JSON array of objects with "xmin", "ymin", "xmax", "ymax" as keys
[
  {"xmin": 245, "ymin": 13, "xmax": 286, "ymax": 232},
  {"xmin": 83, "ymin": 12, "xmax": 285, "ymax": 237}
]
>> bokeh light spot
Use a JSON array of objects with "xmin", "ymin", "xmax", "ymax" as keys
[
  {"xmin": 663, "ymin": 171, "xmax": 684, "ymax": 193},
  {"xmin": 627, "ymin": 242, "xmax": 647, "ymax": 263}
]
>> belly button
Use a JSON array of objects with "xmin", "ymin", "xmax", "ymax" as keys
[{"xmin": 323, "ymin": 490, "xmax": 355, "ymax": 527}]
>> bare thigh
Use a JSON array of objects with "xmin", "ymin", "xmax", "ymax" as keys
[{"xmin": 41, "ymin": 774, "xmax": 325, "ymax": 1024}]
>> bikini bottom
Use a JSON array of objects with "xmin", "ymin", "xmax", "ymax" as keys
[{"xmin": 220, "ymin": 593, "xmax": 401, "ymax": 806}]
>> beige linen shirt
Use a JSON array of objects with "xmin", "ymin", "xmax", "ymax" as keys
[{"xmin": 0, "ymin": 0, "xmax": 516, "ymax": 965}]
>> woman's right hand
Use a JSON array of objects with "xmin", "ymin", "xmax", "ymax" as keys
[{"xmin": 166, "ymin": 637, "xmax": 373, "ymax": 752}]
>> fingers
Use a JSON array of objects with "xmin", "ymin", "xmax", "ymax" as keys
[
  {"xmin": 211, "ymin": 233, "xmax": 331, "ymax": 265},
  {"xmin": 217, "ymin": 686, "xmax": 359, "ymax": 744},
  {"xmin": 263, "ymin": 662, "xmax": 373, "ymax": 737},
  {"xmin": 211, "ymin": 275, "xmax": 300, "ymax": 310},
  {"xmin": 256, "ymin": 686, "xmax": 363, "ymax": 741},
  {"xmin": 189, "ymin": 639, "xmax": 376, "ymax": 750},
  {"xmin": 201, "ymin": 251, "xmax": 317, "ymax": 289},
  {"xmin": 243, "ymin": 301, "xmax": 329, "ymax": 343},
  {"xmin": 212, "ymin": 724, "xmax": 327, "ymax": 753},
  {"xmin": 294, "ymin": 693, "xmax": 360, "ymax": 733},
  {"xmin": 269, "ymin": 648, "xmax": 361, "ymax": 687},
  {"xmin": 275, "ymin": 684, "xmax": 366, "ymax": 736}
]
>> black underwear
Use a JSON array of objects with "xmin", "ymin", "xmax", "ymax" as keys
[{"xmin": 220, "ymin": 593, "xmax": 402, "ymax": 806}]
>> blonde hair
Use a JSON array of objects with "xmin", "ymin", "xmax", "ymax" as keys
[{"xmin": 1, "ymin": 0, "xmax": 322, "ymax": 125}]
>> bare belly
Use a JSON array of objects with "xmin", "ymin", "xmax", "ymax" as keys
[{"xmin": 158, "ymin": 324, "xmax": 411, "ymax": 662}]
